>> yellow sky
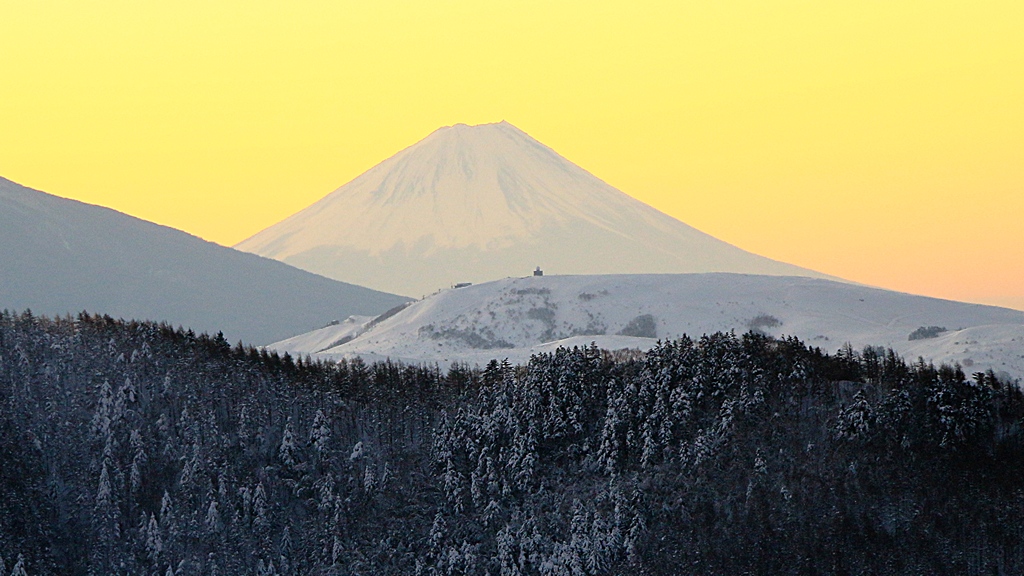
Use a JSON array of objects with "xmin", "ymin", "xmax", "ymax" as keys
[{"xmin": 2, "ymin": 1, "xmax": 1022, "ymax": 309}]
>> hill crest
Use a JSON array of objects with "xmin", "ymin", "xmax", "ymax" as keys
[{"xmin": 269, "ymin": 273, "xmax": 1024, "ymax": 380}]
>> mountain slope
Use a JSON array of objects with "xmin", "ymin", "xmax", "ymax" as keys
[
  {"xmin": 274, "ymin": 273, "xmax": 1024, "ymax": 380},
  {"xmin": 0, "ymin": 177, "xmax": 410, "ymax": 344},
  {"xmin": 237, "ymin": 122, "xmax": 833, "ymax": 296}
]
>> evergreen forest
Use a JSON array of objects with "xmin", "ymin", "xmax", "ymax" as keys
[{"xmin": 2, "ymin": 310, "xmax": 1024, "ymax": 575}]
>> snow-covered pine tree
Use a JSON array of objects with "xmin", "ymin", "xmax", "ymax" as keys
[
  {"xmin": 146, "ymin": 513, "xmax": 163, "ymax": 563},
  {"xmin": 279, "ymin": 418, "xmax": 298, "ymax": 469},
  {"xmin": 8, "ymin": 555, "xmax": 27, "ymax": 576},
  {"xmin": 253, "ymin": 481, "xmax": 269, "ymax": 532},
  {"xmin": 495, "ymin": 526, "xmax": 521, "ymax": 576},
  {"xmin": 309, "ymin": 409, "xmax": 330, "ymax": 460},
  {"xmin": 279, "ymin": 525, "xmax": 293, "ymax": 574},
  {"xmin": 94, "ymin": 459, "xmax": 118, "ymax": 534},
  {"xmin": 129, "ymin": 429, "xmax": 147, "ymax": 495},
  {"xmin": 206, "ymin": 497, "xmax": 222, "ymax": 534}
]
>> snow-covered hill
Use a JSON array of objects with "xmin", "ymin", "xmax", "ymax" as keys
[
  {"xmin": 236, "ymin": 122, "xmax": 832, "ymax": 297},
  {"xmin": 270, "ymin": 273, "xmax": 1024, "ymax": 380},
  {"xmin": 0, "ymin": 177, "xmax": 410, "ymax": 345},
  {"xmin": 267, "ymin": 315, "xmax": 376, "ymax": 356}
]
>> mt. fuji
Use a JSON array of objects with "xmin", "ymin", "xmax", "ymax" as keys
[{"xmin": 237, "ymin": 121, "xmax": 832, "ymax": 297}]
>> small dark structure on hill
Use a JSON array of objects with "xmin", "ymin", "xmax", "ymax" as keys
[{"xmin": 534, "ymin": 266, "xmax": 544, "ymax": 277}]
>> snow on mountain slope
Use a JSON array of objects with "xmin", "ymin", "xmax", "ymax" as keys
[
  {"xmin": 267, "ymin": 315, "xmax": 375, "ymax": 356},
  {"xmin": 236, "ymin": 122, "xmax": 833, "ymax": 297},
  {"xmin": 902, "ymin": 324, "xmax": 1024, "ymax": 380},
  {"xmin": 269, "ymin": 273, "xmax": 1024, "ymax": 380}
]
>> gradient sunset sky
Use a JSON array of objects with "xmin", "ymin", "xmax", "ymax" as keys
[{"xmin": 2, "ymin": 1, "xmax": 1021, "ymax": 309}]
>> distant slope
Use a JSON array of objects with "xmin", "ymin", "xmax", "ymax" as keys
[
  {"xmin": 237, "ymin": 122, "xmax": 834, "ymax": 297},
  {"xmin": 268, "ymin": 315, "xmax": 376, "ymax": 355},
  {"xmin": 272, "ymin": 273, "xmax": 1024, "ymax": 379},
  {"xmin": 0, "ymin": 177, "xmax": 410, "ymax": 344}
]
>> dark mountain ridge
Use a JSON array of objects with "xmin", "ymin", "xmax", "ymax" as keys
[{"xmin": 0, "ymin": 177, "xmax": 410, "ymax": 344}]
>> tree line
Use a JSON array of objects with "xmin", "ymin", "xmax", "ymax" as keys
[{"xmin": 1, "ymin": 309, "xmax": 1023, "ymax": 575}]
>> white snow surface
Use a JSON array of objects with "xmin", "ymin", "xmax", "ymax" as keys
[
  {"xmin": 236, "ymin": 122, "xmax": 831, "ymax": 297},
  {"xmin": 268, "ymin": 273, "xmax": 1024, "ymax": 381},
  {"xmin": 265, "ymin": 315, "xmax": 375, "ymax": 356}
]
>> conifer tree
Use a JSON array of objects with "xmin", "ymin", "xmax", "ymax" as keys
[
  {"xmin": 8, "ymin": 555, "xmax": 26, "ymax": 576},
  {"xmin": 279, "ymin": 419, "xmax": 298, "ymax": 469}
]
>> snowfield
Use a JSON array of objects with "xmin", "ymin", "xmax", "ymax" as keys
[
  {"xmin": 269, "ymin": 273, "xmax": 1024, "ymax": 381},
  {"xmin": 266, "ymin": 315, "xmax": 376, "ymax": 356}
]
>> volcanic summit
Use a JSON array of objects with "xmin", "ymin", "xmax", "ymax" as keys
[{"xmin": 236, "ymin": 121, "xmax": 829, "ymax": 296}]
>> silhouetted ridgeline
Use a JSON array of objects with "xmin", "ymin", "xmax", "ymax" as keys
[{"xmin": 1, "ymin": 310, "xmax": 1023, "ymax": 575}]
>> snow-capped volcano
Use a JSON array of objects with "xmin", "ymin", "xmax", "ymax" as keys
[{"xmin": 237, "ymin": 121, "xmax": 832, "ymax": 297}]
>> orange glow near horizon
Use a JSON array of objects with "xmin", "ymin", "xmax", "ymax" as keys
[{"xmin": 1, "ymin": 1, "xmax": 1021, "ymax": 309}]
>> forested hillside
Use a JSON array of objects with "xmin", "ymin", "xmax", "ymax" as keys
[{"xmin": 2, "ymin": 310, "xmax": 1023, "ymax": 575}]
